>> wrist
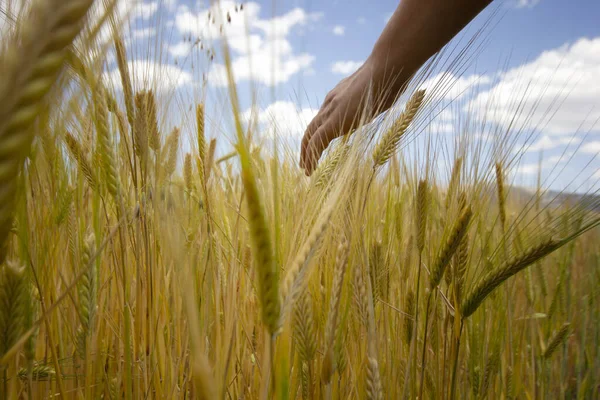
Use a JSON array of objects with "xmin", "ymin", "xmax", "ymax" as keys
[{"xmin": 364, "ymin": 52, "xmax": 412, "ymax": 111}]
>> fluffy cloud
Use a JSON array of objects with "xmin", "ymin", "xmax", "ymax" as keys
[
  {"xmin": 132, "ymin": 27, "xmax": 157, "ymax": 39},
  {"xmin": 516, "ymin": 154, "xmax": 571, "ymax": 176},
  {"xmin": 581, "ymin": 141, "xmax": 600, "ymax": 154},
  {"xmin": 332, "ymin": 25, "xmax": 345, "ymax": 36},
  {"xmin": 209, "ymin": 40, "xmax": 314, "ymax": 86},
  {"xmin": 467, "ymin": 37, "xmax": 600, "ymax": 135},
  {"xmin": 331, "ymin": 60, "xmax": 363, "ymax": 75},
  {"xmin": 174, "ymin": 1, "xmax": 319, "ymax": 87},
  {"xmin": 514, "ymin": 0, "xmax": 541, "ymax": 9},
  {"xmin": 242, "ymin": 101, "xmax": 317, "ymax": 138},
  {"xmin": 420, "ymin": 72, "xmax": 491, "ymax": 100},
  {"xmin": 104, "ymin": 60, "xmax": 193, "ymax": 92},
  {"xmin": 525, "ymin": 135, "xmax": 580, "ymax": 152}
]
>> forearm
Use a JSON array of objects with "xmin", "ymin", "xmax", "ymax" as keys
[{"xmin": 367, "ymin": 0, "xmax": 493, "ymax": 102}]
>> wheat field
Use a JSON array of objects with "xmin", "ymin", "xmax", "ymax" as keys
[{"xmin": 0, "ymin": 0, "xmax": 599, "ymax": 399}]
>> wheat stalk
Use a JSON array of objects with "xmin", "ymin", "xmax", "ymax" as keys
[{"xmin": 495, "ymin": 162, "xmax": 507, "ymax": 231}]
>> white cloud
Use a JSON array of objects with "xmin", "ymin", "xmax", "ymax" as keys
[
  {"xmin": 331, "ymin": 60, "xmax": 363, "ymax": 75},
  {"xmin": 332, "ymin": 25, "xmax": 345, "ymax": 36},
  {"xmin": 514, "ymin": 0, "xmax": 541, "ymax": 9},
  {"xmin": 132, "ymin": 27, "xmax": 156, "ymax": 39},
  {"xmin": 104, "ymin": 60, "xmax": 193, "ymax": 92},
  {"xmin": 525, "ymin": 135, "xmax": 580, "ymax": 152},
  {"xmin": 468, "ymin": 37, "xmax": 600, "ymax": 135},
  {"xmin": 209, "ymin": 42, "xmax": 314, "ymax": 86},
  {"xmin": 168, "ymin": 41, "xmax": 193, "ymax": 58},
  {"xmin": 516, "ymin": 153, "xmax": 571, "ymax": 176},
  {"xmin": 420, "ymin": 72, "xmax": 491, "ymax": 100},
  {"xmin": 175, "ymin": 1, "xmax": 317, "ymax": 87},
  {"xmin": 242, "ymin": 101, "xmax": 317, "ymax": 139},
  {"xmin": 581, "ymin": 141, "xmax": 600, "ymax": 154},
  {"xmin": 357, "ymin": 17, "xmax": 366, "ymax": 25},
  {"xmin": 229, "ymin": 34, "xmax": 263, "ymax": 55}
]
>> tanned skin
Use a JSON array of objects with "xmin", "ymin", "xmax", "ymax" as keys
[{"xmin": 300, "ymin": 0, "xmax": 494, "ymax": 175}]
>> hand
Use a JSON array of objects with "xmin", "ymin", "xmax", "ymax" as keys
[{"xmin": 300, "ymin": 61, "xmax": 381, "ymax": 175}]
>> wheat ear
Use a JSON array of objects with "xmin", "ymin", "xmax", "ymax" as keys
[
  {"xmin": 133, "ymin": 91, "xmax": 149, "ymax": 161},
  {"xmin": 196, "ymin": 103, "xmax": 207, "ymax": 190},
  {"xmin": 65, "ymin": 131, "xmax": 97, "ymax": 189},
  {"xmin": 293, "ymin": 292, "xmax": 317, "ymax": 363},
  {"xmin": 366, "ymin": 356, "xmax": 383, "ymax": 400},
  {"xmin": 372, "ymin": 89, "xmax": 425, "ymax": 168},
  {"xmin": 164, "ymin": 127, "xmax": 180, "ymax": 179},
  {"xmin": 94, "ymin": 88, "xmax": 121, "ymax": 200},
  {"xmin": 184, "ymin": 153, "xmax": 194, "ymax": 193},
  {"xmin": 313, "ymin": 141, "xmax": 348, "ymax": 188},
  {"xmin": 322, "ymin": 239, "xmax": 349, "ymax": 384},
  {"xmin": 415, "ymin": 179, "xmax": 429, "ymax": 253},
  {"xmin": 461, "ymin": 239, "xmax": 559, "ymax": 318},
  {"xmin": 113, "ymin": 35, "xmax": 135, "ymax": 126},
  {"xmin": 0, "ymin": 261, "xmax": 27, "ymax": 357},
  {"xmin": 237, "ymin": 131, "xmax": 280, "ymax": 335},
  {"xmin": 543, "ymin": 323, "xmax": 570, "ymax": 359},
  {"xmin": 77, "ymin": 232, "xmax": 96, "ymax": 358},
  {"xmin": 445, "ymin": 157, "xmax": 463, "ymax": 209},
  {"xmin": 430, "ymin": 205, "xmax": 472, "ymax": 289},
  {"xmin": 279, "ymin": 201, "xmax": 336, "ymax": 329},
  {"xmin": 0, "ymin": 0, "xmax": 95, "ymax": 258}
]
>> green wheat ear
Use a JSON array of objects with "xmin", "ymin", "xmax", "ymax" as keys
[{"xmin": 0, "ymin": 261, "xmax": 28, "ymax": 358}]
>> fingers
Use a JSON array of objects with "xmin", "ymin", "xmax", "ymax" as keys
[
  {"xmin": 303, "ymin": 114, "xmax": 343, "ymax": 175},
  {"xmin": 300, "ymin": 105, "xmax": 331, "ymax": 169}
]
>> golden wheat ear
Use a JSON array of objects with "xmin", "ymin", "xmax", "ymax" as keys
[
  {"xmin": 0, "ymin": 0, "xmax": 95, "ymax": 258},
  {"xmin": 372, "ymin": 89, "xmax": 425, "ymax": 169}
]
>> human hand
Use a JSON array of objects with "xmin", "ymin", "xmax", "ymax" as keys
[{"xmin": 300, "ymin": 61, "xmax": 381, "ymax": 176}]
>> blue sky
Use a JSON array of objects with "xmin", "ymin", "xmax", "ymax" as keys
[{"xmin": 3, "ymin": 0, "xmax": 599, "ymax": 191}]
